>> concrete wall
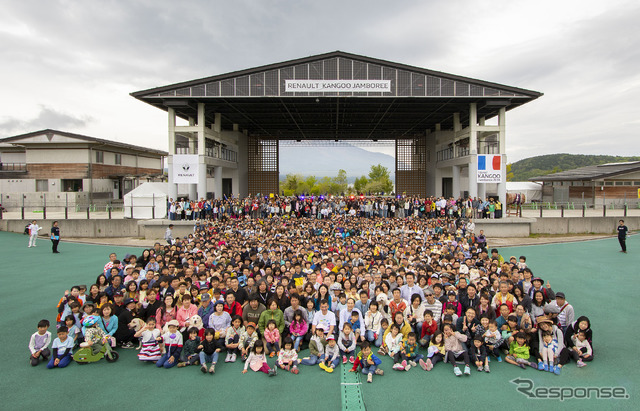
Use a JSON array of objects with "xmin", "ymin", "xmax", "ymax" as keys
[
  {"xmin": 139, "ymin": 220, "xmax": 194, "ymax": 240},
  {"xmin": 475, "ymin": 218, "xmax": 534, "ymax": 237},
  {"xmin": 0, "ymin": 218, "xmax": 142, "ymax": 237},
  {"xmin": 530, "ymin": 217, "xmax": 640, "ymax": 234},
  {"xmin": 471, "ymin": 216, "xmax": 640, "ymax": 237},
  {"xmin": 27, "ymin": 148, "xmax": 89, "ymax": 163},
  {"xmin": 2, "ymin": 217, "xmax": 637, "ymax": 239}
]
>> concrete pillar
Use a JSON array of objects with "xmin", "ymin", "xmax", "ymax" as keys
[
  {"xmin": 452, "ymin": 165, "xmax": 460, "ymax": 199},
  {"xmin": 497, "ymin": 107, "xmax": 507, "ymax": 210},
  {"xmin": 167, "ymin": 108, "xmax": 178, "ymax": 200},
  {"xmin": 196, "ymin": 103, "xmax": 207, "ymax": 200},
  {"xmin": 214, "ymin": 166, "xmax": 223, "ymax": 199},
  {"xmin": 478, "ymin": 182, "xmax": 486, "ymax": 200},
  {"xmin": 197, "ymin": 162, "xmax": 207, "ymax": 200},
  {"xmin": 468, "ymin": 103, "xmax": 478, "ymax": 200}
]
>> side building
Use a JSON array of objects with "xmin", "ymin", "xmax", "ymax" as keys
[
  {"xmin": 530, "ymin": 161, "xmax": 640, "ymax": 206},
  {"xmin": 0, "ymin": 129, "xmax": 166, "ymax": 208}
]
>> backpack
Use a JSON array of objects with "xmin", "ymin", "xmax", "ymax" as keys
[{"xmin": 24, "ymin": 224, "xmax": 29, "ymax": 235}]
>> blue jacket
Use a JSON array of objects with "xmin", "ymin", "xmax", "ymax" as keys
[{"xmin": 98, "ymin": 316, "xmax": 118, "ymax": 336}]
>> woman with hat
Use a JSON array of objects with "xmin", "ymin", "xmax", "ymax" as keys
[{"xmin": 534, "ymin": 315, "xmax": 568, "ymax": 375}]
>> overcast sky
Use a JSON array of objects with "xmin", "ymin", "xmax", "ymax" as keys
[{"xmin": 1, "ymin": 0, "xmax": 638, "ymax": 163}]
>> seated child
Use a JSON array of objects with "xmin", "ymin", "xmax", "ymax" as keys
[
  {"xmin": 350, "ymin": 341, "xmax": 383, "ymax": 383},
  {"xmin": 64, "ymin": 315, "xmax": 81, "ymax": 346},
  {"xmin": 570, "ymin": 330, "xmax": 593, "ymax": 367},
  {"xmin": 483, "ymin": 320, "xmax": 505, "ymax": 362},
  {"xmin": 29, "ymin": 319, "xmax": 52, "ymax": 366},
  {"xmin": 47, "ymin": 326, "xmax": 74, "ymax": 369},
  {"xmin": 242, "ymin": 340, "xmax": 277, "ymax": 376},
  {"xmin": 419, "ymin": 310, "xmax": 438, "ymax": 346},
  {"xmin": 505, "ymin": 332, "xmax": 537, "ymax": 370},
  {"xmin": 198, "ymin": 329, "xmax": 220, "ymax": 374},
  {"xmin": 300, "ymin": 327, "xmax": 326, "ymax": 366},
  {"xmin": 347, "ymin": 311, "xmax": 364, "ymax": 343},
  {"xmin": 82, "ymin": 315, "xmax": 107, "ymax": 355},
  {"xmin": 156, "ymin": 320, "xmax": 183, "ymax": 369},
  {"xmin": 474, "ymin": 316, "xmax": 490, "ymax": 339},
  {"xmin": 178, "ymin": 327, "xmax": 201, "ymax": 367},
  {"xmin": 470, "ymin": 336, "xmax": 489, "ymax": 372},
  {"xmin": 264, "ymin": 320, "xmax": 281, "ymax": 357},
  {"xmin": 443, "ymin": 323, "xmax": 471, "ymax": 376},
  {"xmin": 238, "ymin": 322, "xmax": 259, "ymax": 361},
  {"xmin": 538, "ymin": 330, "xmax": 560, "ymax": 373},
  {"xmin": 502, "ymin": 315, "xmax": 520, "ymax": 345},
  {"xmin": 135, "ymin": 318, "xmax": 162, "ymax": 362},
  {"xmin": 338, "ymin": 323, "xmax": 357, "ymax": 364},
  {"xmin": 289, "ymin": 310, "xmax": 308, "ymax": 352},
  {"xmin": 225, "ymin": 316, "xmax": 245, "ymax": 362},
  {"xmin": 385, "ymin": 324, "xmax": 404, "ymax": 371},
  {"xmin": 364, "ymin": 302, "xmax": 382, "ymax": 344},
  {"xmin": 399, "ymin": 332, "xmax": 423, "ymax": 369},
  {"xmin": 376, "ymin": 318, "xmax": 390, "ymax": 354},
  {"xmin": 420, "ymin": 331, "xmax": 445, "ymax": 371},
  {"xmin": 319, "ymin": 335, "xmax": 340, "ymax": 373},
  {"xmin": 277, "ymin": 337, "xmax": 299, "ymax": 374}
]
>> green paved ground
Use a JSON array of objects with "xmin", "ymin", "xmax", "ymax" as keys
[{"xmin": 1, "ymin": 231, "xmax": 637, "ymax": 410}]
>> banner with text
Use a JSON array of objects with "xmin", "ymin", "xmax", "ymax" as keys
[
  {"xmin": 476, "ymin": 154, "xmax": 503, "ymax": 183},
  {"xmin": 173, "ymin": 154, "xmax": 199, "ymax": 184},
  {"xmin": 285, "ymin": 80, "xmax": 391, "ymax": 93}
]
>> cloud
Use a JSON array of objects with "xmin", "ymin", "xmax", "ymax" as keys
[
  {"xmin": 0, "ymin": 0, "xmax": 638, "ymax": 164},
  {"xmin": 0, "ymin": 106, "xmax": 92, "ymax": 134}
]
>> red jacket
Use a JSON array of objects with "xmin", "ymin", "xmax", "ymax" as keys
[
  {"xmin": 224, "ymin": 301, "xmax": 243, "ymax": 317},
  {"xmin": 420, "ymin": 320, "xmax": 438, "ymax": 340}
]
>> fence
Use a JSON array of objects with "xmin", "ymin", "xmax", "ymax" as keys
[
  {"xmin": 0, "ymin": 193, "xmax": 164, "ymax": 220},
  {"xmin": 514, "ymin": 201, "xmax": 640, "ymax": 218}
]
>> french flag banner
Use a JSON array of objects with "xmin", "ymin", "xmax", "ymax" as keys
[{"xmin": 476, "ymin": 154, "xmax": 503, "ymax": 183}]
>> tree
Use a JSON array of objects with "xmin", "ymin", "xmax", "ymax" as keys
[
  {"xmin": 506, "ymin": 164, "xmax": 514, "ymax": 182},
  {"xmin": 354, "ymin": 176, "xmax": 368, "ymax": 194},
  {"xmin": 366, "ymin": 164, "xmax": 394, "ymax": 194},
  {"xmin": 368, "ymin": 164, "xmax": 391, "ymax": 181}
]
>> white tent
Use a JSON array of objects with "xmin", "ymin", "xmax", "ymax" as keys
[
  {"xmin": 123, "ymin": 182, "xmax": 168, "ymax": 219},
  {"xmin": 506, "ymin": 181, "xmax": 542, "ymax": 202}
]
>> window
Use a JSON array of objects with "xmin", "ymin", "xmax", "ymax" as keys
[
  {"xmin": 634, "ymin": 181, "xmax": 640, "ymax": 186},
  {"xmin": 95, "ymin": 151, "xmax": 104, "ymax": 163},
  {"xmin": 614, "ymin": 181, "xmax": 624, "ymax": 186},
  {"xmin": 604, "ymin": 181, "xmax": 614, "ymax": 186},
  {"xmin": 115, "ymin": 153, "xmax": 122, "ymax": 165},
  {"xmin": 36, "ymin": 179, "xmax": 48, "ymax": 192},
  {"xmin": 62, "ymin": 179, "xmax": 83, "ymax": 192}
]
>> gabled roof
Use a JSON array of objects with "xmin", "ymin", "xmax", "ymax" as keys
[
  {"xmin": 0, "ymin": 129, "xmax": 167, "ymax": 156},
  {"xmin": 530, "ymin": 162, "xmax": 640, "ymax": 181},
  {"xmin": 130, "ymin": 51, "xmax": 543, "ymax": 140},
  {"xmin": 132, "ymin": 50, "xmax": 543, "ymax": 99}
]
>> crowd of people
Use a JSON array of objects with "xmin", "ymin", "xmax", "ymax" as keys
[
  {"xmin": 167, "ymin": 195, "xmax": 504, "ymax": 221},
  {"xmin": 31, "ymin": 209, "xmax": 593, "ymax": 382}
]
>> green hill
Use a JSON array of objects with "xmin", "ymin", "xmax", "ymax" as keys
[{"xmin": 508, "ymin": 154, "xmax": 640, "ymax": 181}]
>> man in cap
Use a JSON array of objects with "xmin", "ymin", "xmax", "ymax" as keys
[{"xmin": 544, "ymin": 292, "xmax": 574, "ymax": 332}]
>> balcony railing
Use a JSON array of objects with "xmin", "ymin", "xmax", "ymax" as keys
[{"xmin": 0, "ymin": 163, "xmax": 27, "ymax": 172}]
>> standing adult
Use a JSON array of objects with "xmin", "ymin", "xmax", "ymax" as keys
[
  {"xmin": 617, "ymin": 219, "xmax": 628, "ymax": 253},
  {"xmin": 165, "ymin": 224, "xmax": 174, "ymax": 245},
  {"xmin": 28, "ymin": 220, "xmax": 42, "ymax": 248},
  {"xmin": 50, "ymin": 221, "xmax": 61, "ymax": 254}
]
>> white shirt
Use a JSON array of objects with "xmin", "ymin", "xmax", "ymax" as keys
[
  {"xmin": 28, "ymin": 223, "xmax": 42, "ymax": 236},
  {"xmin": 312, "ymin": 310, "xmax": 336, "ymax": 333}
]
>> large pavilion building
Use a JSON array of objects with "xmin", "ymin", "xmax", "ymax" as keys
[{"xmin": 131, "ymin": 51, "xmax": 542, "ymax": 202}]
